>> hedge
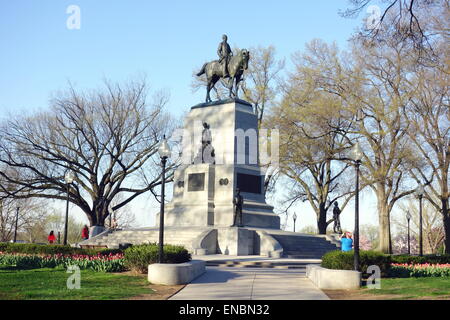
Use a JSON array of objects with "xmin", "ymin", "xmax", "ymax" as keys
[
  {"xmin": 390, "ymin": 254, "xmax": 450, "ymax": 265},
  {"xmin": 321, "ymin": 250, "xmax": 392, "ymax": 277},
  {"xmin": 124, "ymin": 243, "xmax": 191, "ymax": 273},
  {"xmin": 0, "ymin": 242, "xmax": 122, "ymax": 256}
]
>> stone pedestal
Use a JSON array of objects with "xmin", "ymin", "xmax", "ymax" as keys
[{"xmin": 162, "ymin": 99, "xmax": 280, "ymax": 230}]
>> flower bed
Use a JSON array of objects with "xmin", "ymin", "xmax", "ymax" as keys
[
  {"xmin": 0, "ymin": 252, "xmax": 125, "ymax": 273},
  {"xmin": 390, "ymin": 263, "xmax": 450, "ymax": 278}
]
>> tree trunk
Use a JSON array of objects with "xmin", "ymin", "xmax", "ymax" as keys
[
  {"xmin": 317, "ymin": 202, "xmax": 328, "ymax": 235},
  {"xmin": 376, "ymin": 188, "xmax": 391, "ymax": 254},
  {"xmin": 442, "ymin": 197, "xmax": 450, "ymax": 254}
]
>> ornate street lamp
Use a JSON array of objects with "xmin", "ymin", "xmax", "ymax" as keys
[
  {"xmin": 415, "ymin": 184, "xmax": 425, "ymax": 256},
  {"xmin": 351, "ymin": 142, "xmax": 363, "ymax": 271},
  {"xmin": 157, "ymin": 136, "xmax": 171, "ymax": 263},
  {"xmin": 293, "ymin": 212, "xmax": 297, "ymax": 232},
  {"xmin": 13, "ymin": 207, "xmax": 20, "ymax": 243},
  {"xmin": 64, "ymin": 170, "xmax": 76, "ymax": 246},
  {"xmin": 406, "ymin": 210, "xmax": 412, "ymax": 255}
]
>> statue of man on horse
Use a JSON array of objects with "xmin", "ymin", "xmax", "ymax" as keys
[{"xmin": 196, "ymin": 34, "xmax": 250, "ymax": 103}]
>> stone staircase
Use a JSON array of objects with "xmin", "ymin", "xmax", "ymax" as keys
[
  {"xmin": 79, "ymin": 225, "xmax": 341, "ymax": 260},
  {"xmin": 79, "ymin": 227, "xmax": 209, "ymax": 252},
  {"xmin": 241, "ymin": 201, "xmax": 280, "ymax": 229},
  {"xmin": 265, "ymin": 231, "xmax": 340, "ymax": 259}
]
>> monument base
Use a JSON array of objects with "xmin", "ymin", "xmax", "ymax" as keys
[{"xmin": 217, "ymin": 227, "xmax": 254, "ymax": 255}]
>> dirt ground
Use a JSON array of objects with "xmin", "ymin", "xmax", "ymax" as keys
[
  {"xmin": 128, "ymin": 283, "xmax": 186, "ymax": 300},
  {"xmin": 112, "ymin": 271, "xmax": 185, "ymax": 300},
  {"xmin": 323, "ymin": 290, "xmax": 450, "ymax": 300},
  {"xmin": 323, "ymin": 290, "xmax": 407, "ymax": 300}
]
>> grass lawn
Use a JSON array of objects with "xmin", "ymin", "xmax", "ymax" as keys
[
  {"xmin": 361, "ymin": 277, "xmax": 450, "ymax": 299},
  {"xmin": 0, "ymin": 266, "xmax": 154, "ymax": 300},
  {"xmin": 325, "ymin": 277, "xmax": 450, "ymax": 300}
]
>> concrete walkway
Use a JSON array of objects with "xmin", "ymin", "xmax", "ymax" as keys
[{"xmin": 169, "ymin": 255, "xmax": 329, "ymax": 300}]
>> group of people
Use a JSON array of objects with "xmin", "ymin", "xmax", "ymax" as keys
[{"xmin": 47, "ymin": 225, "xmax": 91, "ymax": 244}]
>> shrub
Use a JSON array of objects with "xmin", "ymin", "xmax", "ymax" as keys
[
  {"xmin": 391, "ymin": 254, "xmax": 450, "ymax": 265},
  {"xmin": 124, "ymin": 244, "xmax": 191, "ymax": 273},
  {"xmin": 321, "ymin": 250, "xmax": 391, "ymax": 277}
]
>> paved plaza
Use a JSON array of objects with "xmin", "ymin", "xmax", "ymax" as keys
[{"xmin": 170, "ymin": 255, "xmax": 329, "ymax": 300}]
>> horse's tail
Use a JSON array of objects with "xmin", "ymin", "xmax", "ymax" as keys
[{"xmin": 196, "ymin": 63, "xmax": 207, "ymax": 76}]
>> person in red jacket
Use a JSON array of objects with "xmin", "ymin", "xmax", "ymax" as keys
[
  {"xmin": 48, "ymin": 231, "xmax": 56, "ymax": 244},
  {"xmin": 81, "ymin": 225, "xmax": 89, "ymax": 240}
]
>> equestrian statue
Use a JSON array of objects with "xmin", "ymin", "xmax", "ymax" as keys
[{"xmin": 196, "ymin": 34, "xmax": 250, "ymax": 103}]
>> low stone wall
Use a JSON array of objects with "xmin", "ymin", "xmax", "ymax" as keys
[
  {"xmin": 306, "ymin": 265, "xmax": 361, "ymax": 290},
  {"xmin": 254, "ymin": 230, "xmax": 283, "ymax": 258},
  {"xmin": 148, "ymin": 260, "xmax": 206, "ymax": 285}
]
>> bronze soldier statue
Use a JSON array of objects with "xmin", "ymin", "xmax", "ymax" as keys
[
  {"xmin": 232, "ymin": 188, "xmax": 244, "ymax": 227},
  {"xmin": 333, "ymin": 202, "xmax": 342, "ymax": 234},
  {"xmin": 217, "ymin": 34, "xmax": 233, "ymax": 78}
]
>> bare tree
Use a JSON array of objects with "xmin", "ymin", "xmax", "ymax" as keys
[
  {"xmin": 104, "ymin": 193, "xmax": 137, "ymax": 229},
  {"xmin": 0, "ymin": 78, "xmax": 176, "ymax": 228},
  {"xmin": 241, "ymin": 45, "xmax": 285, "ymax": 127},
  {"xmin": 0, "ymin": 167, "xmax": 48, "ymax": 242},
  {"xmin": 341, "ymin": 0, "xmax": 447, "ymax": 50},
  {"xmin": 404, "ymin": 58, "xmax": 450, "ymax": 253},
  {"xmin": 393, "ymin": 198, "xmax": 445, "ymax": 254}
]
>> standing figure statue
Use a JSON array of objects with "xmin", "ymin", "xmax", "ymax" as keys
[
  {"xmin": 333, "ymin": 202, "xmax": 342, "ymax": 234},
  {"xmin": 217, "ymin": 34, "xmax": 233, "ymax": 78},
  {"xmin": 196, "ymin": 34, "xmax": 250, "ymax": 103},
  {"xmin": 193, "ymin": 122, "xmax": 215, "ymax": 164},
  {"xmin": 232, "ymin": 188, "xmax": 244, "ymax": 227},
  {"xmin": 201, "ymin": 122, "xmax": 215, "ymax": 164}
]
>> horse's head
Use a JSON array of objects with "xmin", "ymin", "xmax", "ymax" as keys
[{"xmin": 240, "ymin": 49, "xmax": 250, "ymax": 70}]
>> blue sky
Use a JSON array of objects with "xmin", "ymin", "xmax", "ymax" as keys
[
  {"xmin": 0, "ymin": 1, "xmax": 389, "ymax": 231},
  {"xmin": 0, "ymin": 0, "xmax": 363, "ymax": 116}
]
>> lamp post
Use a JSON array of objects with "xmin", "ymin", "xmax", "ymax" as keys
[
  {"xmin": 64, "ymin": 170, "xmax": 76, "ymax": 246},
  {"xmin": 415, "ymin": 184, "xmax": 424, "ymax": 256},
  {"xmin": 293, "ymin": 212, "xmax": 297, "ymax": 232},
  {"xmin": 406, "ymin": 210, "xmax": 411, "ymax": 255},
  {"xmin": 351, "ymin": 142, "xmax": 363, "ymax": 271},
  {"xmin": 157, "ymin": 136, "xmax": 171, "ymax": 264},
  {"xmin": 13, "ymin": 207, "xmax": 20, "ymax": 243}
]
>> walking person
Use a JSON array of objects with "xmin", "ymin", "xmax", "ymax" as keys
[
  {"xmin": 81, "ymin": 225, "xmax": 89, "ymax": 240},
  {"xmin": 341, "ymin": 231, "xmax": 353, "ymax": 252},
  {"xmin": 47, "ymin": 230, "xmax": 56, "ymax": 244}
]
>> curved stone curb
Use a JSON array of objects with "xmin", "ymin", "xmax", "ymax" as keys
[
  {"xmin": 306, "ymin": 264, "xmax": 361, "ymax": 290},
  {"xmin": 255, "ymin": 230, "xmax": 283, "ymax": 258},
  {"xmin": 148, "ymin": 260, "xmax": 206, "ymax": 285}
]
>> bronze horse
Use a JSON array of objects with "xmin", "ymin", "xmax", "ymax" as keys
[{"xmin": 196, "ymin": 49, "xmax": 250, "ymax": 103}]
